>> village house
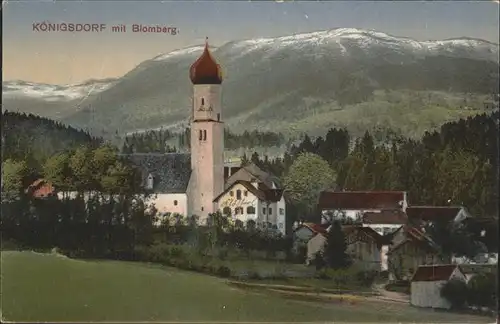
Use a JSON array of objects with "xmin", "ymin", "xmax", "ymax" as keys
[
  {"xmin": 317, "ymin": 190, "xmax": 408, "ymax": 225},
  {"xmin": 410, "ymin": 264, "xmax": 467, "ymax": 309},
  {"xmin": 25, "ymin": 179, "xmax": 56, "ymax": 199},
  {"xmin": 386, "ymin": 225, "xmax": 451, "ymax": 281},
  {"xmin": 293, "ymin": 222, "xmax": 329, "ymax": 256},
  {"xmin": 297, "ymin": 223, "xmax": 383, "ymax": 270},
  {"xmin": 212, "ymin": 177, "xmax": 286, "ymax": 235},
  {"xmin": 362, "ymin": 210, "xmax": 408, "ymax": 271},
  {"xmin": 343, "ymin": 225, "xmax": 383, "ymax": 271}
]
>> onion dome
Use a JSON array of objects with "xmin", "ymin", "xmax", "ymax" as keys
[{"xmin": 189, "ymin": 38, "xmax": 223, "ymax": 85}]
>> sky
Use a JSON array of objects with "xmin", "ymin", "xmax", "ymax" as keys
[{"xmin": 2, "ymin": 0, "xmax": 499, "ymax": 84}]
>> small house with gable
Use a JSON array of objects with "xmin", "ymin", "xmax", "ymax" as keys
[
  {"xmin": 387, "ymin": 226, "xmax": 451, "ymax": 281},
  {"xmin": 410, "ymin": 264, "xmax": 466, "ymax": 309}
]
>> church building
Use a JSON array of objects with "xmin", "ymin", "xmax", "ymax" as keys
[{"xmin": 123, "ymin": 40, "xmax": 287, "ymax": 235}]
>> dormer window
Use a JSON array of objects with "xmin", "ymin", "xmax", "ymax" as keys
[{"xmin": 146, "ymin": 174, "xmax": 154, "ymax": 190}]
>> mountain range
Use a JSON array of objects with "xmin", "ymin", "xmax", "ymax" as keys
[{"xmin": 3, "ymin": 28, "xmax": 499, "ymax": 139}]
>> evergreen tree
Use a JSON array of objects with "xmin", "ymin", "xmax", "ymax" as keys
[{"xmin": 323, "ymin": 221, "xmax": 351, "ymax": 269}]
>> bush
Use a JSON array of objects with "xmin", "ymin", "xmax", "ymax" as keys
[
  {"xmin": 467, "ymin": 273, "xmax": 497, "ymax": 308},
  {"xmin": 248, "ymin": 271, "xmax": 262, "ymax": 280},
  {"xmin": 355, "ymin": 269, "xmax": 378, "ymax": 287},
  {"xmin": 440, "ymin": 278, "xmax": 468, "ymax": 309},
  {"xmin": 216, "ymin": 266, "xmax": 231, "ymax": 278}
]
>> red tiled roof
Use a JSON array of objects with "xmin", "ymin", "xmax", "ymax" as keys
[
  {"xmin": 318, "ymin": 190, "xmax": 406, "ymax": 210},
  {"xmin": 406, "ymin": 206, "xmax": 462, "ymax": 222},
  {"xmin": 26, "ymin": 179, "xmax": 55, "ymax": 198},
  {"xmin": 411, "ymin": 265, "xmax": 460, "ymax": 282},
  {"xmin": 362, "ymin": 210, "xmax": 408, "ymax": 225},
  {"xmin": 302, "ymin": 222, "xmax": 329, "ymax": 235}
]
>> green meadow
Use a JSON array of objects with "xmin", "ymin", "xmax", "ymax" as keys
[{"xmin": 0, "ymin": 251, "xmax": 492, "ymax": 322}]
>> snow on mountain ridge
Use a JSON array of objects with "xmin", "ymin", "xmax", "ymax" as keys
[
  {"xmin": 3, "ymin": 79, "xmax": 117, "ymax": 102},
  {"xmin": 3, "ymin": 28, "xmax": 497, "ymax": 102}
]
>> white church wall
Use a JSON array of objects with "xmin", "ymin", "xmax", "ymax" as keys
[{"xmin": 151, "ymin": 193, "xmax": 188, "ymax": 216}]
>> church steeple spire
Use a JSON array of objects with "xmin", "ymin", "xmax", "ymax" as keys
[{"xmin": 189, "ymin": 38, "xmax": 223, "ymax": 85}]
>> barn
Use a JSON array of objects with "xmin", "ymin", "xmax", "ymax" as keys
[{"xmin": 410, "ymin": 264, "xmax": 466, "ymax": 309}]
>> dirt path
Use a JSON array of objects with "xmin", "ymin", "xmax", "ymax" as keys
[{"xmin": 371, "ymin": 283, "xmax": 409, "ymax": 303}]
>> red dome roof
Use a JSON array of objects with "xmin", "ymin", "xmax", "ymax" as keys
[{"xmin": 189, "ymin": 39, "xmax": 223, "ymax": 85}]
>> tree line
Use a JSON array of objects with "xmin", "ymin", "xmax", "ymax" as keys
[
  {"xmin": 121, "ymin": 127, "xmax": 288, "ymax": 153},
  {"xmin": 245, "ymin": 111, "xmax": 498, "ymax": 221}
]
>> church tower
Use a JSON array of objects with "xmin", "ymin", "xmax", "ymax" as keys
[{"xmin": 188, "ymin": 38, "xmax": 225, "ymax": 222}]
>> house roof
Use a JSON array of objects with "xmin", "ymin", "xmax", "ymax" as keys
[
  {"xmin": 387, "ymin": 225, "xmax": 439, "ymax": 254},
  {"xmin": 406, "ymin": 206, "xmax": 462, "ymax": 223},
  {"xmin": 120, "ymin": 153, "xmax": 191, "ymax": 194},
  {"xmin": 343, "ymin": 225, "xmax": 384, "ymax": 244},
  {"xmin": 411, "ymin": 265, "xmax": 461, "ymax": 282},
  {"xmin": 225, "ymin": 163, "xmax": 282, "ymax": 191},
  {"xmin": 362, "ymin": 210, "xmax": 408, "ymax": 225},
  {"xmin": 213, "ymin": 180, "xmax": 284, "ymax": 203},
  {"xmin": 318, "ymin": 190, "xmax": 406, "ymax": 210},
  {"xmin": 26, "ymin": 179, "xmax": 56, "ymax": 198},
  {"xmin": 302, "ymin": 222, "xmax": 329, "ymax": 235}
]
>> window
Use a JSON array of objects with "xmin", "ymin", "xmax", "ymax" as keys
[
  {"xmin": 230, "ymin": 191, "xmax": 234, "ymax": 197},
  {"xmin": 279, "ymin": 223, "xmax": 283, "ymax": 229},
  {"xmin": 262, "ymin": 207, "xmax": 266, "ymax": 214},
  {"xmin": 201, "ymin": 98, "xmax": 205, "ymax": 105},
  {"xmin": 223, "ymin": 207, "xmax": 231, "ymax": 215},
  {"xmin": 199, "ymin": 130, "xmax": 203, "ymax": 140},
  {"xmin": 246, "ymin": 206, "xmax": 255, "ymax": 214},
  {"xmin": 217, "ymin": 113, "xmax": 220, "ymax": 121},
  {"xmin": 146, "ymin": 174, "xmax": 154, "ymax": 189},
  {"xmin": 173, "ymin": 200, "xmax": 178, "ymax": 206},
  {"xmin": 244, "ymin": 191, "xmax": 248, "ymax": 197},
  {"xmin": 268, "ymin": 208, "xmax": 272, "ymax": 214},
  {"xmin": 201, "ymin": 207, "xmax": 204, "ymax": 211},
  {"xmin": 279, "ymin": 208, "xmax": 284, "ymax": 215},
  {"xmin": 203, "ymin": 130, "xmax": 207, "ymax": 140},
  {"xmin": 236, "ymin": 190, "xmax": 242, "ymax": 200}
]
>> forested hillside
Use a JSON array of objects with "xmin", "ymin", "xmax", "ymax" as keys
[
  {"xmin": 1, "ymin": 111, "xmax": 102, "ymax": 171},
  {"xmin": 249, "ymin": 111, "xmax": 499, "ymax": 218}
]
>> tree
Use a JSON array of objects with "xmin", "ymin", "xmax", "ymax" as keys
[
  {"xmin": 323, "ymin": 221, "xmax": 350, "ymax": 269},
  {"xmin": 467, "ymin": 273, "xmax": 497, "ymax": 308},
  {"xmin": 2, "ymin": 159, "xmax": 30, "ymax": 197},
  {"xmin": 43, "ymin": 152, "xmax": 72, "ymax": 192},
  {"xmin": 284, "ymin": 152, "xmax": 336, "ymax": 218},
  {"xmin": 440, "ymin": 278, "xmax": 468, "ymax": 309}
]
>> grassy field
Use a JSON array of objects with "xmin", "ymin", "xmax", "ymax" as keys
[{"xmin": 0, "ymin": 251, "xmax": 493, "ymax": 322}]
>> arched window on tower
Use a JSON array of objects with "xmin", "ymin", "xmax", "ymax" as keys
[
  {"xmin": 201, "ymin": 97, "xmax": 205, "ymax": 106},
  {"xmin": 199, "ymin": 130, "xmax": 203, "ymax": 140},
  {"xmin": 146, "ymin": 174, "xmax": 154, "ymax": 190},
  {"xmin": 203, "ymin": 130, "xmax": 207, "ymax": 140}
]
